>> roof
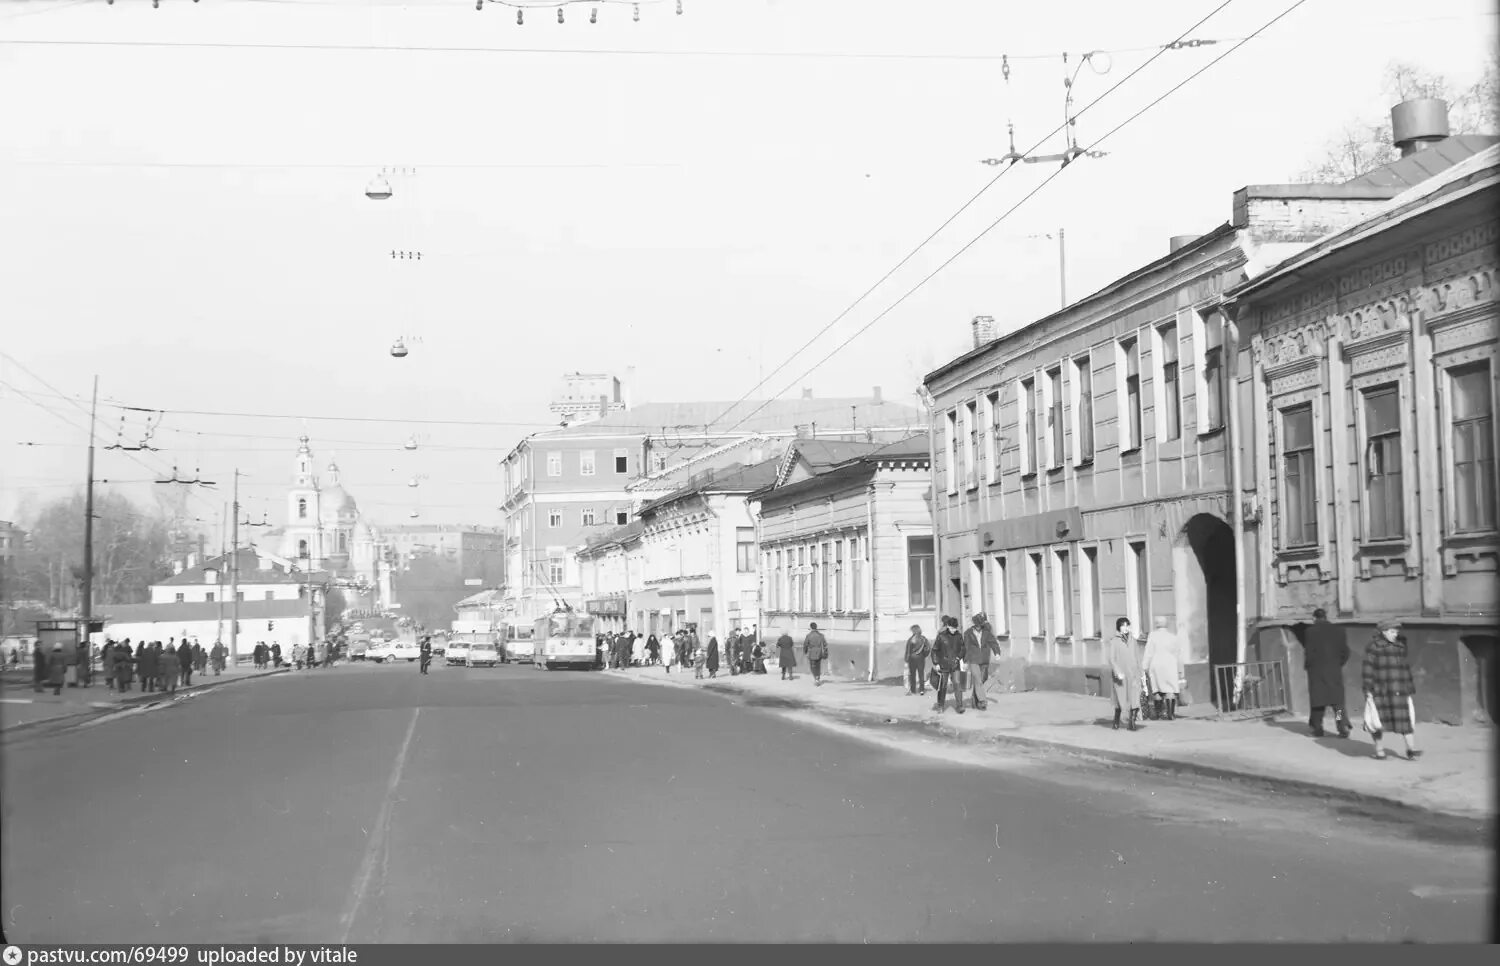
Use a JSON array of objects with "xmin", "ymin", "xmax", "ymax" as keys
[
  {"xmin": 774, "ymin": 438, "xmax": 887, "ymax": 486},
  {"xmin": 156, "ymin": 549, "xmax": 330, "ymax": 587},
  {"xmin": 98, "ymin": 599, "xmax": 312, "ymax": 624},
  {"xmin": 1341, "ymin": 135, "xmax": 1500, "ymax": 190},
  {"xmin": 454, "ymin": 589, "xmax": 504, "ymax": 609},
  {"xmin": 578, "ymin": 519, "xmax": 647, "ymax": 556},
  {"xmin": 861, "ymin": 433, "xmax": 931, "ymax": 462},
  {"xmin": 638, "ymin": 459, "xmax": 783, "ymax": 517},
  {"xmin": 754, "ymin": 433, "xmax": 931, "ymax": 504},
  {"xmin": 1229, "ymin": 144, "xmax": 1500, "ymax": 303},
  {"xmin": 529, "ymin": 396, "xmax": 924, "ymax": 441}
]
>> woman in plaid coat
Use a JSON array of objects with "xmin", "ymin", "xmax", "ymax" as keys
[{"xmin": 1361, "ymin": 619, "xmax": 1419, "ymax": 761}]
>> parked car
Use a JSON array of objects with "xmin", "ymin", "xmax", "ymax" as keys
[
  {"xmin": 350, "ymin": 642, "xmax": 369, "ymax": 662},
  {"xmin": 380, "ymin": 641, "xmax": 421, "ymax": 663},
  {"xmin": 445, "ymin": 640, "xmax": 471, "ymax": 666}
]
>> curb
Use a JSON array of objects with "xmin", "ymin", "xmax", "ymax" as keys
[
  {"xmin": 0, "ymin": 668, "xmax": 290, "ymax": 738},
  {"xmin": 615, "ymin": 671, "xmax": 1492, "ymax": 832}
]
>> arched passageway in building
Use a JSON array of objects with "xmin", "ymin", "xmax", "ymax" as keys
[{"xmin": 1172, "ymin": 513, "xmax": 1237, "ymax": 708}]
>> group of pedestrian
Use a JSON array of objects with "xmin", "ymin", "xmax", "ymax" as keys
[
  {"xmin": 1301, "ymin": 609, "xmax": 1421, "ymax": 761},
  {"xmin": 1109, "ymin": 616, "xmax": 1188, "ymax": 731},
  {"xmin": 30, "ymin": 640, "xmax": 86, "ymax": 695},
  {"xmin": 918, "ymin": 613, "xmax": 1002, "ymax": 712},
  {"xmin": 598, "ymin": 630, "xmax": 642, "ymax": 669},
  {"xmin": 251, "ymin": 641, "xmax": 282, "ymax": 670},
  {"xmin": 289, "ymin": 640, "xmax": 331, "ymax": 670},
  {"xmin": 769, "ymin": 621, "xmax": 836, "ymax": 685},
  {"xmin": 93, "ymin": 638, "xmax": 217, "ymax": 695}
]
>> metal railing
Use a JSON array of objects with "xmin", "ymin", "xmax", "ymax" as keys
[{"xmin": 1212, "ymin": 660, "xmax": 1288, "ymax": 717}]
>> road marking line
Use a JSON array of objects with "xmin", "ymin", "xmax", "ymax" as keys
[
  {"xmin": 339, "ymin": 706, "xmax": 420, "ymax": 943},
  {"xmin": 0, "ymin": 699, "xmax": 35, "ymax": 704},
  {"xmin": 1410, "ymin": 885, "xmax": 1487, "ymax": 899}
]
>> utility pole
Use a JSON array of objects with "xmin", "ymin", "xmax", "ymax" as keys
[
  {"xmin": 230, "ymin": 469, "xmax": 240, "ymax": 666},
  {"xmin": 1058, "ymin": 227, "xmax": 1068, "ymax": 309},
  {"xmin": 81, "ymin": 375, "xmax": 98, "ymax": 637}
]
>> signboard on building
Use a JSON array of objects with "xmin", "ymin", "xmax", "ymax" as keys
[{"xmin": 584, "ymin": 597, "xmax": 626, "ymax": 616}]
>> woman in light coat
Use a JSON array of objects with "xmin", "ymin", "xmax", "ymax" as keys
[
  {"xmin": 1141, "ymin": 616, "xmax": 1186, "ymax": 721},
  {"xmin": 1107, "ymin": 617, "xmax": 1143, "ymax": 731}
]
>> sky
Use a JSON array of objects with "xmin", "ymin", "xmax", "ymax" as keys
[{"xmin": 1, "ymin": 0, "xmax": 1496, "ymax": 541}]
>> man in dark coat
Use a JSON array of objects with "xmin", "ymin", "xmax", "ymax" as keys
[
  {"xmin": 179, "ymin": 638, "xmax": 195, "ymax": 686},
  {"xmin": 905, "ymin": 624, "xmax": 931, "ymax": 696},
  {"xmin": 1304, "ymin": 608, "xmax": 1351, "ymax": 738},
  {"xmin": 210, "ymin": 641, "xmax": 226, "ymax": 675},
  {"xmin": 962, "ymin": 613, "xmax": 1003, "ymax": 711},
  {"xmin": 32, "ymin": 642, "xmax": 48, "ymax": 693},
  {"xmin": 802, "ymin": 623, "xmax": 828, "ymax": 686},
  {"xmin": 931, "ymin": 617, "xmax": 965, "ymax": 714},
  {"xmin": 139, "ymin": 642, "xmax": 158, "ymax": 692},
  {"xmin": 776, "ymin": 630, "xmax": 796, "ymax": 680}
]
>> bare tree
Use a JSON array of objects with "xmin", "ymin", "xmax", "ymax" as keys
[
  {"xmin": 1297, "ymin": 57, "xmax": 1498, "ymax": 181},
  {"xmin": 11, "ymin": 490, "xmax": 173, "ymax": 611}
]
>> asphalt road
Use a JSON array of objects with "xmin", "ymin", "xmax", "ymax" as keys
[{"xmin": 1, "ymin": 661, "xmax": 1492, "ymax": 943}]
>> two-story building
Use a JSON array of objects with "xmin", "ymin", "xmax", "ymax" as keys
[
  {"xmin": 576, "ymin": 520, "xmax": 644, "ymax": 635},
  {"xmin": 753, "ymin": 435, "xmax": 933, "ymax": 682},
  {"xmin": 1225, "ymin": 142, "xmax": 1499, "ymax": 726},
  {"xmin": 97, "ymin": 548, "xmax": 331, "ymax": 658}
]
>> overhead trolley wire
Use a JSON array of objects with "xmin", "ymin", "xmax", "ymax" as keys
[
  {"xmin": 703, "ymin": 0, "xmax": 1241, "ymax": 433},
  {"xmin": 716, "ymin": 0, "xmax": 1315, "ymax": 439}
]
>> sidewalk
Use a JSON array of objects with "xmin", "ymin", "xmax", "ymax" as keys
[
  {"xmin": 607, "ymin": 664, "xmax": 1496, "ymax": 825},
  {"xmin": 0, "ymin": 663, "xmax": 290, "ymax": 734}
]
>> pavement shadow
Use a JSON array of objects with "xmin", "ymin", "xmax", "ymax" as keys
[{"xmin": 1262, "ymin": 716, "xmax": 1372, "ymax": 758}]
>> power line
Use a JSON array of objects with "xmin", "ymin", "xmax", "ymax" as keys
[
  {"xmin": 719, "ymin": 0, "xmax": 1315, "ymax": 438},
  {"xmin": 0, "ymin": 159, "xmax": 681, "ymax": 171},
  {"xmin": 704, "ymin": 0, "xmax": 1240, "ymax": 432}
]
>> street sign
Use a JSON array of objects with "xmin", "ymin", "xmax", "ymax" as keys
[{"xmin": 464, "ymin": 578, "xmax": 483, "ymax": 586}]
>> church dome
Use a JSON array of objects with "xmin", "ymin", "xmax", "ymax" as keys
[{"xmin": 319, "ymin": 458, "xmax": 359, "ymax": 525}]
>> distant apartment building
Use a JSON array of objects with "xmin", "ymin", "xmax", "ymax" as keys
[{"xmin": 501, "ymin": 380, "xmax": 923, "ymax": 631}]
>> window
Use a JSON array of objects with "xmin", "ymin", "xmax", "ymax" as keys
[
  {"xmin": 1199, "ymin": 311, "xmax": 1226, "ymax": 433},
  {"xmin": 1020, "ymin": 377, "xmax": 1038, "ymax": 474},
  {"xmin": 615, "ymin": 509, "xmax": 629, "ymax": 526},
  {"xmin": 985, "ymin": 391, "xmax": 1002, "ymax": 483},
  {"xmin": 236, "ymin": 591, "xmax": 245, "ymax": 601},
  {"xmin": 652, "ymin": 454, "xmax": 668, "ymax": 474},
  {"xmin": 1051, "ymin": 548, "xmax": 1073, "ymax": 637},
  {"xmin": 1158, "ymin": 323, "xmax": 1181, "ymax": 441},
  {"xmin": 1450, "ymin": 363, "xmax": 1496, "ymax": 533},
  {"xmin": 1027, "ymin": 551, "xmax": 1045, "ymax": 638},
  {"xmin": 833, "ymin": 541, "xmax": 844, "ymax": 611},
  {"xmin": 907, "ymin": 536, "xmax": 936, "ymax": 609},
  {"xmin": 548, "ymin": 510, "xmax": 562, "ymax": 528},
  {"xmin": 1128, "ymin": 540, "xmax": 1149, "ymax": 635},
  {"xmin": 1362, "ymin": 385, "xmax": 1404, "ymax": 540},
  {"xmin": 614, "ymin": 449, "xmax": 629, "ymax": 474},
  {"xmin": 582, "ymin": 508, "xmax": 597, "ymax": 527},
  {"xmin": 965, "ymin": 399, "xmax": 980, "ymax": 487},
  {"xmin": 174, "ymin": 593, "xmax": 185, "ymax": 603},
  {"xmin": 1282, "ymin": 405, "xmax": 1318, "ymax": 547},
  {"xmin": 297, "ymin": 539, "xmax": 308, "ymax": 558},
  {"xmin": 1073, "ymin": 355, "xmax": 1095, "ymax": 463},
  {"xmin": 772, "ymin": 550, "xmax": 783, "ymax": 610},
  {"xmin": 1120, "ymin": 337, "xmax": 1142, "ymax": 451},
  {"xmin": 989, "ymin": 556, "xmax": 1008, "ymax": 635},
  {"xmin": 548, "ymin": 556, "xmax": 565, "ymax": 584},
  {"xmin": 945, "ymin": 410, "xmax": 959, "ymax": 494},
  {"xmin": 546, "ymin": 452, "xmax": 562, "ymax": 477},
  {"xmin": 265, "ymin": 591, "xmax": 275, "ymax": 601},
  {"xmin": 205, "ymin": 592, "xmax": 215, "ymax": 603},
  {"xmin": 1081, "ymin": 546, "xmax": 1101, "ymax": 639},
  {"xmin": 851, "ymin": 536, "xmax": 864, "ymax": 610},
  {"xmin": 579, "ymin": 451, "xmax": 596, "ymax": 476},
  {"xmin": 297, "ymin": 498, "xmax": 307, "ymax": 520},
  {"xmin": 823, "ymin": 543, "xmax": 835, "ymax": 610},
  {"xmin": 797, "ymin": 546, "xmax": 808, "ymax": 612},
  {"xmin": 1047, "ymin": 367, "xmax": 1065, "ymax": 468},
  {"xmin": 736, "ymin": 528, "xmax": 755, "ymax": 573}
]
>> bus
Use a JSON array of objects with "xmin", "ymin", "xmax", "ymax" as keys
[
  {"xmin": 502, "ymin": 622, "xmax": 533, "ymax": 664},
  {"xmin": 531, "ymin": 610, "xmax": 597, "ymax": 670}
]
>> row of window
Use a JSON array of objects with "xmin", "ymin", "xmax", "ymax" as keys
[
  {"xmin": 1276, "ymin": 359, "xmax": 1496, "ymax": 550},
  {"xmin": 174, "ymin": 591, "xmax": 284, "ymax": 603},
  {"xmin": 965, "ymin": 539, "xmax": 1150, "ymax": 641},
  {"xmin": 548, "ymin": 508, "xmax": 632, "ymax": 529},
  {"xmin": 543, "ymin": 450, "xmax": 633, "ymax": 478},
  {"xmin": 945, "ymin": 311, "xmax": 1227, "ymax": 489},
  {"xmin": 763, "ymin": 534, "xmax": 868, "ymax": 613}
]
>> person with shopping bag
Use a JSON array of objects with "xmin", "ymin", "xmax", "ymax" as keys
[
  {"xmin": 1361, "ymin": 619, "xmax": 1420, "ymax": 760},
  {"xmin": 930, "ymin": 616, "xmax": 965, "ymax": 714}
]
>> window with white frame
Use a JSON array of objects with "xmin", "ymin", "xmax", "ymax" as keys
[
  {"xmin": 985, "ymin": 390, "xmax": 1002, "ymax": 483},
  {"xmin": 1280, "ymin": 405, "xmax": 1318, "ymax": 548},
  {"xmin": 1026, "ymin": 551, "xmax": 1045, "ymax": 638},
  {"xmin": 736, "ymin": 528, "xmax": 755, "ymax": 573},
  {"xmin": 1051, "ymin": 547, "xmax": 1073, "ymax": 637},
  {"xmin": 581, "ymin": 508, "xmax": 596, "ymax": 527},
  {"xmin": 811, "ymin": 544, "xmax": 823, "ymax": 612},
  {"xmin": 797, "ymin": 546, "xmax": 808, "ymax": 611},
  {"xmin": 548, "ymin": 509, "xmax": 562, "ymax": 528},
  {"xmin": 579, "ymin": 451, "xmax": 596, "ymax": 476},
  {"xmin": 833, "ymin": 540, "xmax": 844, "ymax": 611},
  {"xmin": 548, "ymin": 556, "xmax": 566, "ymax": 585},
  {"xmin": 1127, "ymin": 540, "xmax": 1148, "ymax": 635},
  {"xmin": 1019, "ymin": 377, "xmax": 1037, "ymax": 475},
  {"xmin": 1046, "ymin": 366, "xmax": 1065, "ymax": 469},
  {"xmin": 989, "ymin": 555, "xmax": 1008, "ymax": 635},
  {"xmin": 1119, "ymin": 337, "xmax": 1143, "ymax": 451},
  {"xmin": 1156, "ymin": 322, "xmax": 1181, "ymax": 441},
  {"xmin": 546, "ymin": 452, "xmax": 562, "ymax": 477},
  {"xmin": 851, "ymin": 535, "xmax": 865, "ymax": 610},
  {"xmin": 1448, "ymin": 361, "xmax": 1496, "ymax": 534},
  {"xmin": 969, "ymin": 558, "xmax": 987, "ymax": 618},
  {"xmin": 945, "ymin": 409, "xmax": 959, "ymax": 494},
  {"xmin": 1072, "ymin": 353, "xmax": 1095, "ymax": 464},
  {"xmin": 907, "ymin": 536, "xmax": 936, "ymax": 609},
  {"xmin": 1194, "ymin": 309, "xmax": 1226, "ymax": 434},
  {"xmin": 1080, "ymin": 545, "xmax": 1101, "ymax": 638},
  {"xmin": 297, "ymin": 498, "xmax": 307, "ymax": 520},
  {"xmin": 1360, "ymin": 384, "xmax": 1405, "ymax": 541},
  {"xmin": 965, "ymin": 399, "xmax": 980, "ymax": 487}
]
